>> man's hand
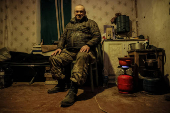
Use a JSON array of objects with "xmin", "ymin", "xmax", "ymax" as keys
[
  {"xmin": 51, "ymin": 49, "xmax": 62, "ymax": 56},
  {"xmin": 80, "ymin": 45, "xmax": 90, "ymax": 53}
]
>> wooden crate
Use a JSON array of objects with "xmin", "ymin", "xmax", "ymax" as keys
[
  {"xmin": 44, "ymin": 73, "xmax": 58, "ymax": 85},
  {"xmin": 45, "ymin": 66, "xmax": 51, "ymax": 73}
]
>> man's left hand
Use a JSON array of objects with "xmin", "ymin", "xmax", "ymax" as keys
[{"xmin": 80, "ymin": 45, "xmax": 90, "ymax": 52}]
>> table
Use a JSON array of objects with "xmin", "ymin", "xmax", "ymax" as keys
[
  {"xmin": 128, "ymin": 48, "xmax": 165, "ymax": 91},
  {"xmin": 8, "ymin": 62, "xmax": 50, "ymax": 84}
]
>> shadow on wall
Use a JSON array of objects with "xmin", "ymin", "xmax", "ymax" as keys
[
  {"xmin": 163, "ymin": 51, "xmax": 170, "ymax": 91},
  {"xmin": 103, "ymin": 51, "xmax": 116, "ymax": 84},
  {"xmin": 128, "ymin": 20, "xmax": 133, "ymax": 37},
  {"xmin": 164, "ymin": 74, "xmax": 170, "ymax": 91}
]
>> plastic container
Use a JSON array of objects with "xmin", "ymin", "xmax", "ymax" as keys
[{"xmin": 143, "ymin": 77, "xmax": 161, "ymax": 94}]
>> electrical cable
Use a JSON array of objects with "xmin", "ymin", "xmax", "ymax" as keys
[{"xmin": 94, "ymin": 93, "xmax": 108, "ymax": 113}]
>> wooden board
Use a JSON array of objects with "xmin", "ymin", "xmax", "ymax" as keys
[
  {"xmin": 45, "ymin": 81, "xmax": 58, "ymax": 85},
  {"xmin": 44, "ymin": 73, "xmax": 52, "ymax": 77}
]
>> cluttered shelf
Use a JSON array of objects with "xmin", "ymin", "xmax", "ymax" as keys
[{"xmin": 104, "ymin": 39, "xmax": 145, "ymax": 41}]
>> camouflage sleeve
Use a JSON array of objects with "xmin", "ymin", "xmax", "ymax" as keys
[
  {"xmin": 86, "ymin": 20, "xmax": 101, "ymax": 48},
  {"xmin": 57, "ymin": 27, "xmax": 68, "ymax": 50}
]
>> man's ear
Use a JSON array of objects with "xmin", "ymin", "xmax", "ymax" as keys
[{"xmin": 84, "ymin": 11, "xmax": 86, "ymax": 16}]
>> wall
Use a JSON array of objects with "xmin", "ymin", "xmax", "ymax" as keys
[
  {"xmin": 0, "ymin": 0, "xmax": 137, "ymax": 53},
  {"xmin": 71, "ymin": 0, "xmax": 137, "ymax": 36},
  {"xmin": 0, "ymin": 0, "xmax": 40, "ymax": 53},
  {"xmin": 137, "ymin": 0, "xmax": 170, "ymax": 86}
]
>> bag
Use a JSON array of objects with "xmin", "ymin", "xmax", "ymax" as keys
[{"xmin": 0, "ymin": 47, "xmax": 11, "ymax": 61}]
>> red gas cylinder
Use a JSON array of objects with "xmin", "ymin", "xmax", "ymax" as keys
[{"xmin": 117, "ymin": 74, "xmax": 133, "ymax": 94}]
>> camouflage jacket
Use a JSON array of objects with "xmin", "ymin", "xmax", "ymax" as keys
[{"xmin": 57, "ymin": 16, "xmax": 101, "ymax": 50}]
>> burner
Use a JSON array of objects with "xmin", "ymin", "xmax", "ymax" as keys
[{"xmin": 122, "ymin": 66, "xmax": 129, "ymax": 69}]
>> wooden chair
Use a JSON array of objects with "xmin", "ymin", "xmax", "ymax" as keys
[
  {"xmin": 71, "ymin": 59, "xmax": 98, "ymax": 92},
  {"xmin": 71, "ymin": 44, "xmax": 102, "ymax": 92}
]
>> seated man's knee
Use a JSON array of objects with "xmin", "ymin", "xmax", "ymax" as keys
[
  {"xmin": 49, "ymin": 55, "xmax": 60, "ymax": 64},
  {"xmin": 49, "ymin": 55, "xmax": 55, "ymax": 62},
  {"xmin": 77, "ymin": 52, "xmax": 89, "ymax": 59}
]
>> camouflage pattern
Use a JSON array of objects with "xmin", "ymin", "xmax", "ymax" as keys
[
  {"xmin": 49, "ymin": 49, "xmax": 96, "ymax": 85},
  {"xmin": 50, "ymin": 16, "xmax": 101, "ymax": 85},
  {"xmin": 49, "ymin": 49, "xmax": 76, "ymax": 80},
  {"xmin": 57, "ymin": 16, "xmax": 101, "ymax": 50}
]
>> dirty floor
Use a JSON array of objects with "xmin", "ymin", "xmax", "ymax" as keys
[{"xmin": 0, "ymin": 82, "xmax": 170, "ymax": 113}]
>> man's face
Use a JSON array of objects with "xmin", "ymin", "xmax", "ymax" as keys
[{"xmin": 74, "ymin": 6, "xmax": 86, "ymax": 20}]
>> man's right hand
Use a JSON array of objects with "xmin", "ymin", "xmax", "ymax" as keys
[{"xmin": 51, "ymin": 49, "xmax": 62, "ymax": 56}]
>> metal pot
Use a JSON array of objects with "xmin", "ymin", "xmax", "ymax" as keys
[
  {"xmin": 118, "ymin": 57, "xmax": 134, "ymax": 66},
  {"xmin": 129, "ymin": 42, "xmax": 145, "ymax": 50}
]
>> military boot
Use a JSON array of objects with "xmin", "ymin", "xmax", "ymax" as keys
[
  {"xmin": 47, "ymin": 79, "xmax": 66, "ymax": 94},
  {"xmin": 61, "ymin": 82, "xmax": 78, "ymax": 107}
]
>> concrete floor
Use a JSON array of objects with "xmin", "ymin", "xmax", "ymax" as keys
[{"xmin": 0, "ymin": 82, "xmax": 170, "ymax": 113}]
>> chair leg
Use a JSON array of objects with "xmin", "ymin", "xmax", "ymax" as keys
[
  {"xmin": 95, "ymin": 62, "xmax": 98, "ymax": 87},
  {"xmin": 90, "ymin": 64, "xmax": 94, "ymax": 92}
]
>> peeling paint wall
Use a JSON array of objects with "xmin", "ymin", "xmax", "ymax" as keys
[{"xmin": 137, "ymin": 0, "xmax": 170, "ymax": 86}]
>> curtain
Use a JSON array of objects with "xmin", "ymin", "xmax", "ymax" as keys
[
  {"xmin": 40, "ymin": 0, "xmax": 58, "ymax": 45},
  {"xmin": 41, "ymin": 0, "xmax": 71, "ymax": 45},
  {"xmin": 0, "ymin": 0, "xmax": 71, "ymax": 52}
]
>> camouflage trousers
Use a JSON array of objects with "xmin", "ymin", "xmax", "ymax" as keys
[{"xmin": 49, "ymin": 49, "xmax": 96, "ymax": 85}]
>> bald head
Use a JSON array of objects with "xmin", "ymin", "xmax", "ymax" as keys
[
  {"xmin": 74, "ymin": 4, "xmax": 86, "ymax": 12},
  {"xmin": 74, "ymin": 4, "xmax": 86, "ymax": 21}
]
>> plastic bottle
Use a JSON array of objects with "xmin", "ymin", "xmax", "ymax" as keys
[
  {"xmin": 103, "ymin": 76, "xmax": 108, "ymax": 87},
  {"xmin": 0, "ymin": 68, "xmax": 5, "ymax": 89},
  {"xmin": 144, "ymin": 39, "xmax": 148, "ymax": 49},
  {"xmin": 4, "ymin": 67, "xmax": 13, "ymax": 87},
  {"xmin": 145, "ymin": 36, "xmax": 149, "ymax": 49}
]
